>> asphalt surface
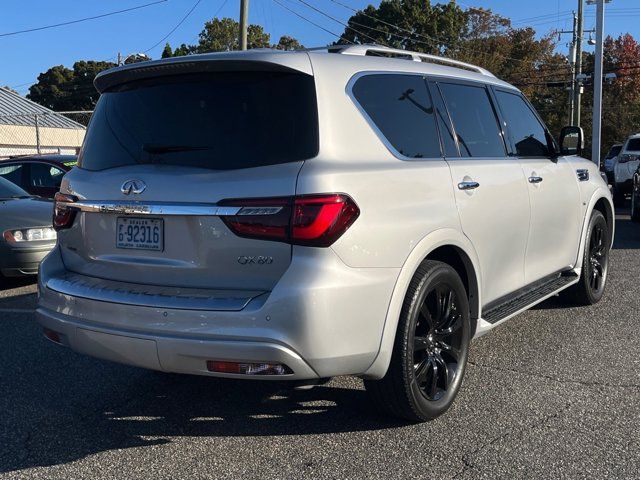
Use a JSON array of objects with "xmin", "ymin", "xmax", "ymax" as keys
[{"xmin": 1, "ymin": 210, "xmax": 639, "ymax": 479}]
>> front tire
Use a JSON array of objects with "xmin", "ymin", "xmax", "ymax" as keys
[
  {"xmin": 365, "ymin": 260, "xmax": 471, "ymax": 422},
  {"xmin": 631, "ymin": 188, "xmax": 640, "ymax": 223},
  {"xmin": 613, "ymin": 184, "xmax": 625, "ymax": 207},
  {"xmin": 564, "ymin": 210, "xmax": 610, "ymax": 305}
]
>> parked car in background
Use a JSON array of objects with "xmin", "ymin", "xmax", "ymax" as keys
[
  {"xmin": 38, "ymin": 46, "xmax": 613, "ymax": 422},
  {"xmin": 0, "ymin": 177, "xmax": 56, "ymax": 277},
  {"xmin": 0, "ymin": 154, "xmax": 76, "ymax": 199},
  {"xmin": 614, "ymin": 134, "xmax": 640, "ymax": 205},
  {"xmin": 632, "ymin": 164, "xmax": 640, "ymax": 222},
  {"xmin": 603, "ymin": 143, "xmax": 622, "ymax": 184}
]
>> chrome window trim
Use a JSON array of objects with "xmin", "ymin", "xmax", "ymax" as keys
[
  {"xmin": 346, "ymin": 71, "xmax": 444, "ymax": 162},
  {"xmin": 59, "ymin": 201, "xmax": 242, "ymax": 216}
]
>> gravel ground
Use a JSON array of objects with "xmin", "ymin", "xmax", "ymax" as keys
[{"xmin": 0, "ymin": 211, "xmax": 638, "ymax": 479}]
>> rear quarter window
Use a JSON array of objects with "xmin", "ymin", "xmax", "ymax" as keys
[{"xmin": 351, "ymin": 74, "xmax": 441, "ymax": 159}]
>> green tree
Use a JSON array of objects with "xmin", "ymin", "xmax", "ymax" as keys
[
  {"xmin": 275, "ymin": 35, "xmax": 304, "ymax": 51},
  {"xmin": 27, "ymin": 60, "xmax": 116, "ymax": 111},
  {"xmin": 195, "ymin": 17, "xmax": 270, "ymax": 53},
  {"xmin": 161, "ymin": 43, "xmax": 173, "ymax": 58}
]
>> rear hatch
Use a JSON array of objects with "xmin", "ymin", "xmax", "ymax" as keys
[{"xmin": 57, "ymin": 61, "xmax": 318, "ymax": 294}]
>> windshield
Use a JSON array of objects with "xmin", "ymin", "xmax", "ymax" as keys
[
  {"xmin": 606, "ymin": 145, "xmax": 622, "ymax": 159},
  {"xmin": 0, "ymin": 177, "xmax": 30, "ymax": 199},
  {"xmin": 626, "ymin": 138, "xmax": 640, "ymax": 152},
  {"xmin": 79, "ymin": 71, "xmax": 319, "ymax": 171}
]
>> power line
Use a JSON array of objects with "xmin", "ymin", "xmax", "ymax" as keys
[
  {"xmin": 272, "ymin": 0, "xmax": 351, "ymax": 44},
  {"xmin": 326, "ymin": 0, "xmax": 565, "ymax": 68},
  {"xmin": 0, "ymin": 0, "xmax": 168, "ymax": 38},
  {"xmin": 289, "ymin": 0, "xmax": 394, "ymax": 47},
  {"xmin": 144, "ymin": 0, "xmax": 205, "ymax": 53}
]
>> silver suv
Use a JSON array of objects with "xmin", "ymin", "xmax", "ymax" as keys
[{"xmin": 38, "ymin": 45, "xmax": 613, "ymax": 421}]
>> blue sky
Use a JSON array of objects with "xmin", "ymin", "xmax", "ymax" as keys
[{"xmin": 1, "ymin": 0, "xmax": 639, "ymax": 95}]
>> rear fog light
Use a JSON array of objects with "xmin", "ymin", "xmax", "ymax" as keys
[{"xmin": 206, "ymin": 360, "xmax": 293, "ymax": 376}]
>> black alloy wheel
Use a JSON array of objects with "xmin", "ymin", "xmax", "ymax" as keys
[
  {"xmin": 564, "ymin": 210, "xmax": 609, "ymax": 305},
  {"xmin": 365, "ymin": 260, "xmax": 471, "ymax": 422},
  {"xmin": 412, "ymin": 286, "xmax": 464, "ymax": 401},
  {"xmin": 588, "ymin": 222, "xmax": 608, "ymax": 297}
]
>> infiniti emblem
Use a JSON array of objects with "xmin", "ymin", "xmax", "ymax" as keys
[{"xmin": 121, "ymin": 179, "xmax": 146, "ymax": 195}]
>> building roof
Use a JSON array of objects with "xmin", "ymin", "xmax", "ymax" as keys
[{"xmin": 0, "ymin": 87, "xmax": 85, "ymax": 130}]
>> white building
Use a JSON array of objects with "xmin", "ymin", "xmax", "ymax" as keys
[{"xmin": 0, "ymin": 87, "xmax": 86, "ymax": 158}]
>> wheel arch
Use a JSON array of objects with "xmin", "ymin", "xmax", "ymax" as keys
[
  {"xmin": 575, "ymin": 190, "xmax": 615, "ymax": 271},
  {"xmin": 361, "ymin": 228, "xmax": 482, "ymax": 380}
]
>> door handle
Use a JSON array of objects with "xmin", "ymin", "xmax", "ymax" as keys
[
  {"xmin": 528, "ymin": 176, "xmax": 543, "ymax": 184},
  {"xmin": 458, "ymin": 181, "xmax": 480, "ymax": 191}
]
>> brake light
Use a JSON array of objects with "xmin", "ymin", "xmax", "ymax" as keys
[
  {"xmin": 220, "ymin": 194, "xmax": 359, "ymax": 247},
  {"xmin": 53, "ymin": 192, "xmax": 78, "ymax": 231}
]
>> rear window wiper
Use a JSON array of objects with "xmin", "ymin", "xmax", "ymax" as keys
[{"xmin": 142, "ymin": 144, "xmax": 211, "ymax": 155}]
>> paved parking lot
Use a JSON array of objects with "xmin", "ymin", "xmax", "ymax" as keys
[{"xmin": 1, "ymin": 211, "xmax": 638, "ymax": 479}]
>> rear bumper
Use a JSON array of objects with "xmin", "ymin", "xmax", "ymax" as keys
[
  {"xmin": 0, "ymin": 242, "xmax": 54, "ymax": 276},
  {"xmin": 37, "ymin": 307, "xmax": 319, "ymax": 380},
  {"xmin": 37, "ymin": 246, "xmax": 400, "ymax": 380}
]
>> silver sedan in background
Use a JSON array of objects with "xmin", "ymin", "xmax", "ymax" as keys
[{"xmin": 0, "ymin": 177, "xmax": 56, "ymax": 278}]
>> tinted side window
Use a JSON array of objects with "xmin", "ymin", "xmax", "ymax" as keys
[
  {"xmin": 352, "ymin": 74, "xmax": 441, "ymax": 158},
  {"xmin": 429, "ymin": 82, "xmax": 458, "ymax": 157},
  {"xmin": 439, "ymin": 83, "xmax": 505, "ymax": 157},
  {"xmin": 30, "ymin": 163, "xmax": 65, "ymax": 187},
  {"xmin": 0, "ymin": 164, "xmax": 24, "ymax": 186},
  {"xmin": 495, "ymin": 90, "xmax": 550, "ymax": 157}
]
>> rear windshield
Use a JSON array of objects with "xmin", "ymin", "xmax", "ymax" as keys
[
  {"xmin": 79, "ymin": 71, "xmax": 319, "ymax": 171},
  {"xmin": 626, "ymin": 138, "xmax": 640, "ymax": 152}
]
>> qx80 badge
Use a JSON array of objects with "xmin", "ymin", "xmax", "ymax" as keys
[{"xmin": 237, "ymin": 256, "xmax": 274, "ymax": 265}]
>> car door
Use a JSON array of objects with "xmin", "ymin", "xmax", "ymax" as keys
[
  {"xmin": 26, "ymin": 162, "xmax": 66, "ymax": 198},
  {"xmin": 433, "ymin": 80, "xmax": 531, "ymax": 306},
  {"xmin": 493, "ymin": 88, "xmax": 581, "ymax": 284}
]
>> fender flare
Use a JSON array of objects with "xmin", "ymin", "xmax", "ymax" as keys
[
  {"xmin": 574, "ymin": 188, "xmax": 615, "ymax": 273},
  {"xmin": 361, "ymin": 228, "xmax": 482, "ymax": 380}
]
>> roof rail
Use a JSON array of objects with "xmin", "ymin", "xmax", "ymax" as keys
[{"xmin": 325, "ymin": 44, "xmax": 495, "ymax": 77}]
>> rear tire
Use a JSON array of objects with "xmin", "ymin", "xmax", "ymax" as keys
[
  {"xmin": 613, "ymin": 185, "xmax": 625, "ymax": 207},
  {"xmin": 631, "ymin": 189, "xmax": 640, "ymax": 223},
  {"xmin": 364, "ymin": 260, "xmax": 471, "ymax": 422},
  {"xmin": 563, "ymin": 210, "xmax": 610, "ymax": 306}
]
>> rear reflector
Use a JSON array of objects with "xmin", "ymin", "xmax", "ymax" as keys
[
  {"xmin": 220, "ymin": 193, "xmax": 360, "ymax": 247},
  {"xmin": 206, "ymin": 360, "xmax": 293, "ymax": 376},
  {"xmin": 43, "ymin": 328, "xmax": 63, "ymax": 345}
]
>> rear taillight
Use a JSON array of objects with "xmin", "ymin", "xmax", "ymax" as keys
[
  {"xmin": 53, "ymin": 192, "xmax": 78, "ymax": 231},
  {"xmin": 220, "ymin": 194, "xmax": 359, "ymax": 247}
]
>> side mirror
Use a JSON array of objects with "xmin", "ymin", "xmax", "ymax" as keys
[{"xmin": 559, "ymin": 126, "xmax": 584, "ymax": 156}]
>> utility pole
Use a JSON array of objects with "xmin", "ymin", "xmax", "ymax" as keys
[
  {"xmin": 558, "ymin": 15, "xmax": 579, "ymax": 125},
  {"xmin": 591, "ymin": 0, "xmax": 606, "ymax": 164},
  {"xmin": 117, "ymin": 52, "xmax": 122, "ymax": 66},
  {"xmin": 239, "ymin": 0, "xmax": 249, "ymax": 50},
  {"xmin": 573, "ymin": 0, "xmax": 584, "ymax": 127}
]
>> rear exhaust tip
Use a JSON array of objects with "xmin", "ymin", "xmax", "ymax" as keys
[{"xmin": 43, "ymin": 328, "xmax": 66, "ymax": 346}]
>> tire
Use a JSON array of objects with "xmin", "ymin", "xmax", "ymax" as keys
[
  {"xmin": 631, "ymin": 190, "xmax": 640, "ymax": 223},
  {"xmin": 613, "ymin": 184, "xmax": 625, "ymax": 207},
  {"xmin": 563, "ymin": 210, "xmax": 610, "ymax": 306},
  {"xmin": 364, "ymin": 260, "xmax": 471, "ymax": 422}
]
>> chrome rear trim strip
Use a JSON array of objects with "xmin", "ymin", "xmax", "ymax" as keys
[
  {"xmin": 59, "ymin": 201, "xmax": 242, "ymax": 216},
  {"xmin": 47, "ymin": 272, "xmax": 266, "ymax": 311}
]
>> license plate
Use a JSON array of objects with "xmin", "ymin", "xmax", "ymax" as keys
[{"xmin": 116, "ymin": 217, "xmax": 163, "ymax": 251}]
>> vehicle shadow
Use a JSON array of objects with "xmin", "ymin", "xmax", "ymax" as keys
[
  {"xmin": 1, "ymin": 347, "xmax": 405, "ymax": 473},
  {"xmin": 612, "ymin": 214, "xmax": 639, "ymax": 250},
  {"xmin": 0, "ymin": 275, "xmax": 36, "ymax": 292}
]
